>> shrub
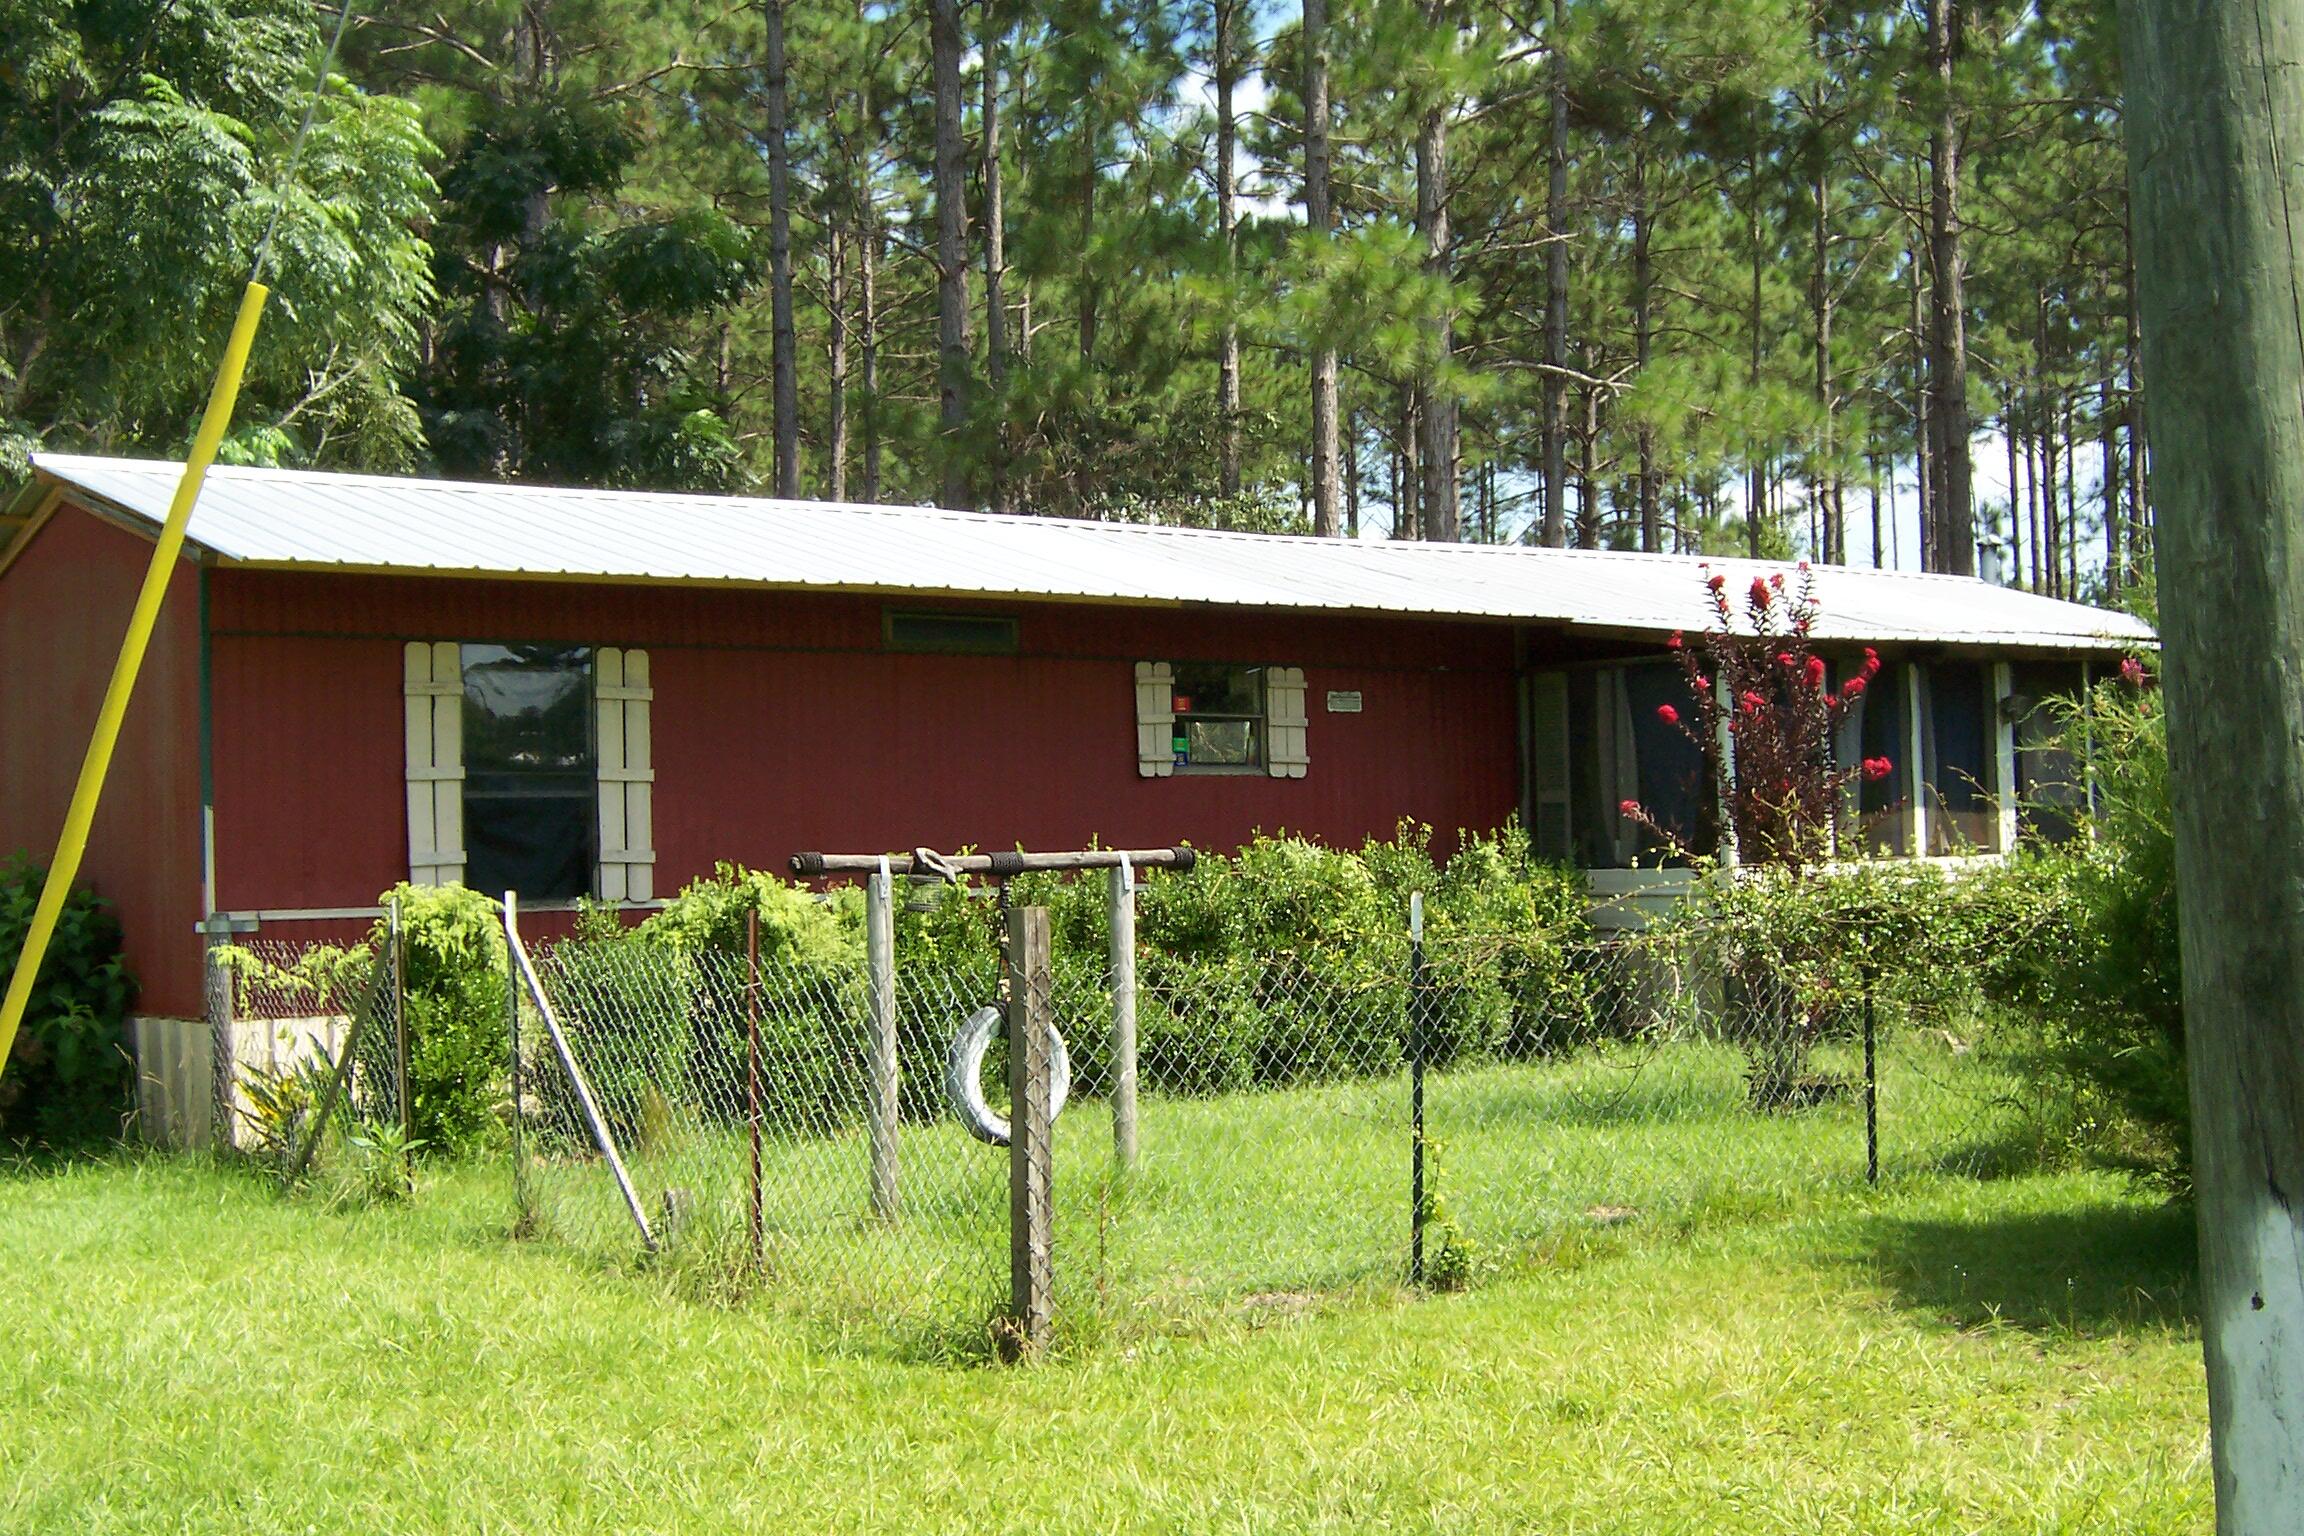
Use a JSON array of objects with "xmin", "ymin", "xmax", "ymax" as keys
[
  {"xmin": 0, "ymin": 857, "xmax": 136, "ymax": 1149},
  {"xmin": 1977, "ymin": 657, "xmax": 2186, "ymax": 1182},
  {"xmin": 379, "ymin": 882, "xmax": 509, "ymax": 1155}
]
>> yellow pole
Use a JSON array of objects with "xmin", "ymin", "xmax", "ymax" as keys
[{"xmin": 0, "ymin": 280, "xmax": 269, "ymax": 1078}]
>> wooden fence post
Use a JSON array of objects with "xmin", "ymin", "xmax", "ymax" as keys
[
  {"xmin": 1108, "ymin": 856, "xmax": 1138, "ymax": 1169},
  {"xmin": 866, "ymin": 859, "xmax": 900, "ymax": 1223},
  {"xmin": 1006, "ymin": 904, "xmax": 1055, "ymax": 1355}
]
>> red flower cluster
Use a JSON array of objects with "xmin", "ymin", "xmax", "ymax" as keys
[
  {"xmin": 1749, "ymin": 577, "xmax": 1773, "ymax": 611},
  {"xmin": 1707, "ymin": 572, "xmax": 1728, "ymax": 593},
  {"xmin": 1618, "ymin": 798, "xmax": 1642, "ymax": 819},
  {"xmin": 1667, "ymin": 631, "xmax": 1684, "ymax": 650},
  {"xmin": 1861, "ymin": 756, "xmax": 1893, "ymax": 782},
  {"xmin": 1740, "ymin": 690, "xmax": 1766, "ymax": 714},
  {"xmin": 1804, "ymin": 656, "xmax": 1827, "ymax": 690},
  {"xmin": 1655, "ymin": 703, "xmax": 1680, "ymax": 726},
  {"xmin": 2119, "ymin": 656, "xmax": 2151, "ymax": 689}
]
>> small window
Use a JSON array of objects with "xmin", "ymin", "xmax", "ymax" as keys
[
  {"xmin": 1170, "ymin": 662, "xmax": 1265, "ymax": 770},
  {"xmin": 885, "ymin": 610, "xmax": 1018, "ymax": 655},
  {"xmin": 462, "ymin": 643, "xmax": 596, "ymax": 900}
]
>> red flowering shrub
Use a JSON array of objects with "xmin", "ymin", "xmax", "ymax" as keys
[{"xmin": 1622, "ymin": 563, "xmax": 1888, "ymax": 870}]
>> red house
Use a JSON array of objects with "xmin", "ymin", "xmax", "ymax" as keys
[{"xmin": 1, "ymin": 455, "xmax": 2148, "ymax": 1112}]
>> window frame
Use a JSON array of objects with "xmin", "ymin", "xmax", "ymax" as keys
[{"xmin": 1166, "ymin": 661, "xmax": 1270, "ymax": 774}]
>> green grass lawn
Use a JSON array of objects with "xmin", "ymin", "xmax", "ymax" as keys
[{"xmin": 0, "ymin": 1151, "xmax": 2206, "ymax": 1534}]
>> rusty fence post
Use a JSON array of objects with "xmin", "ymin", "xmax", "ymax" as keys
[{"xmin": 747, "ymin": 907, "xmax": 764, "ymax": 1272}]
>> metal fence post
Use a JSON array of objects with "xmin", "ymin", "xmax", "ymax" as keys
[
  {"xmin": 747, "ymin": 907, "xmax": 765, "ymax": 1272},
  {"xmin": 1409, "ymin": 891, "xmax": 1427, "ymax": 1288},
  {"xmin": 1108, "ymin": 854, "xmax": 1138, "ymax": 1170},
  {"xmin": 1863, "ymin": 965, "xmax": 1879, "ymax": 1185},
  {"xmin": 1006, "ymin": 904, "xmax": 1056, "ymax": 1355},
  {"xmin": 505, "ymin": 891, "xmax": 533, "ymax": 1232},
  {"xmin": 866, "ymin": 857, "xmax": 900, "ymax": 1223},
  {"xmin": 391, "ymin": 895, "xmax": 410, "ymax": 1189}
]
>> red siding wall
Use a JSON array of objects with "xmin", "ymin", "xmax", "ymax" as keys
[
  {"xmin": 207, "ymin": 571, "xmax": 1520, "ymax": 913},
  {"xmin": 0, "ymin": 507, "xmax": 203, "ymax": 1014}
]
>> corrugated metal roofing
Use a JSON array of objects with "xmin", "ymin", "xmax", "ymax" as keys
[{"xmin": 26, "ymin": 453, "xmax": 2152, "ymax": 651}]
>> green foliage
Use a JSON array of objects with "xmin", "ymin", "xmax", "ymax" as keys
[
  {"xmin": 377, "ymin": 883, "xmax": 506, "ymax": 1156},
  {"xmin": 0, "ymin": 0, "xmax": 438, "ymax": 476},
  {"xmin": 1978, "ymin": 660, "xmax": 2187, "ymax": 1182},
  {"xmin": 0, "ymin": 858, "xmax": 135, "ymax": 1149}
]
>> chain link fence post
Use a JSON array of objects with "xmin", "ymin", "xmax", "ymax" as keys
[
  {"xmin": 504, "ymin": 891, "xmax": 534, "ymax": 1233},
  {"xmin": 1408, "ymin": 891, "xmax": 1426, "ymax": 1288},
  {"xmin": 747, "ymin": 907, "xmax": 765, "ymax": 1273},
  {"xmin": 390, "ymin": 895, "xmax": 411, "ymax": 1190},
  {"xmin": 866, "ymin": 858, "xmax": 900, "ymax": 1224},
  {"xmin": 1109, "ymin": 854, "xmax": 1138, "ymax": 1170},
  {"xmin": 1863, "ymin": 962, "xmax": 1879, "ymax": 1185}
]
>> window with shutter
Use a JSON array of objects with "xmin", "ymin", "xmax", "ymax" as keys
[
  {"xmin": 1134, "ymin": 661, "xmax": 1175, "ymax": 778},
  {"xmin": 404, "ymin": 641, "xmax": 465, "ymax": 886},
  {"xmin": 596, "ymin": 648, "xmax": 656, "ymax": 901}
]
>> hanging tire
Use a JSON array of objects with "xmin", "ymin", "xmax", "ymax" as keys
[{"xmin": 946, "ymin": 1004, "xmax": 1071, "ymax": 1146}]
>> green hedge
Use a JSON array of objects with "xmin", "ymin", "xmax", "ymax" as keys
[{"xmin": 0, "ymin": 857, "xmax": 136, "ymax": 1149}]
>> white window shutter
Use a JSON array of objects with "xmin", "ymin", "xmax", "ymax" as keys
[
  {"xmin": 1266, "ymin": 666, "xmax": 1309, "ymax": 778},
  {"xmin": 1527, "ymin": 671, "xmax": 1572, "ymax": 861},
  {"xmin": 596, "ymin": 648, "xmax": 656, "ymax": 902},
  {"xmin": 1135, "ymin": 661, "xmax": 1175, "ymax": 778},
  {"xmin": 404, "ymin": 641, "xmax": 464, "ymax": 886}
]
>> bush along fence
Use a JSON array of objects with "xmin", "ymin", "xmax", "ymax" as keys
[{"xmin": 479, "ymin": 843, "xmax": 2026, "ymax": 1358}]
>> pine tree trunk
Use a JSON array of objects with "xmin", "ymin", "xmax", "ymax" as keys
[
  {"xmin": 2101, "ymin": 372, "xmax": 2121, "ymax": 587},
  {"xmin": 1746, "ymin": 157, "xmax": 1766, "ymax": 560},
  {"xmin": 1304, "ymin": 0, "xmax": 1343, "ymax": 536},
  {"xmin": 1215, "ymin": 0, "xmax": 1242, "ymax": 498},
  {"xmin": 764, "ymin": 0, "xmax": 800, "ymax": 497},
  {"xmin": 1924, "ymin": 0, "xmax": 1974, "ymax": 573},
  {"xmin": 931, "ymin": 0, "xmax": 971, "ymax": 507},
  {"xmin": 829, "ymin": 227, "xmax": 850, "ymax": 501},
  {"xmin": 1415, "ymin": 33, "xmax": 1458, "ymax": 544},
  {"xmin": 1813, "ymin": 148, "xmax": 1837, "ymax": 562},
  {"xmin": 2005, "ymin": 408, "xmax": 2023, "ymax": 588},
  {"xmin": 1633, "ymin": 146, "xmax": 1660, "ymax": 553},
  {"xmin": 1540, "ymin": 0, "xmax": 1570, "ymax": 549},
  {"xmin": 1911, "ymin": 216, "xmax": 1931, "ymax": 571},
  {"xmin": 983, "ymin": 31, "xmax": 1009, "ymax": 512},
  {"xmin": 1345, "ymin": 406, "xmax": 1361, "ymax": 537},
  {"xmin": 861, "ymin": 205, "xmax": 882, "ymax": 503}
]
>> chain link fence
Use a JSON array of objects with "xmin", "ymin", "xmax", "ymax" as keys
[
  {"xmin": 506, "ymin": 883, "xmax": 2021, "ymax": 1354},
  {"xmin": 205, "ymin": 929, "xmax": 405, "ymax": 1165}
]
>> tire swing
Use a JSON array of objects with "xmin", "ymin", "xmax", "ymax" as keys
[{"xmin": 945, "ymin": 1004, "xmax": 1071, "ymax": 1146}]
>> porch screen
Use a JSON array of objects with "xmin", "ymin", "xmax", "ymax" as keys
[{"xmin": 1922, "ymin": 661, "xmax": 1994, "ymax": 853}]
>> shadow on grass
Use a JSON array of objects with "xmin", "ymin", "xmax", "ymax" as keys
[{"xmin": 1861, "ymin": 1197, "xmax": 2197, "ymax": 1335}]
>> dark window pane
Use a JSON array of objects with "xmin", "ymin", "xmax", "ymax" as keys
[
  {"xmin": 1170, "ymin": 663, "xmax": 1263, "ymax": 719},
  {"xmin": 462, "ymin": 644, "xmax": 595, "ymax": 900},
  {"xmin": 886, "ymin": 611, "xmax": 1018, "ymax": 655},
  {"xmin": 2011, "ymin": 660, "xmax": 2087, "ymax": 843}
]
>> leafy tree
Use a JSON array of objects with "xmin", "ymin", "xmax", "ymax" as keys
[{"xmin": 0, "ymin": 0, "xmax": 436, "ymax": 477}]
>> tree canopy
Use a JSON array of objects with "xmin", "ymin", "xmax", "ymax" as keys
[{"xmin": 0, "ymin": 0, "xmax": 2146, "ymax": 590}]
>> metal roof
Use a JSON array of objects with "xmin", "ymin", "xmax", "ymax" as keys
[{"xmin": 24, "ymin": 453, "xmax": 2153, "ymax": 652}]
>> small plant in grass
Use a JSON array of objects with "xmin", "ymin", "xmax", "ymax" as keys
[{"xmin": 1417, "ymin": 1135, "xmax": 1477, "ymax": 1292}]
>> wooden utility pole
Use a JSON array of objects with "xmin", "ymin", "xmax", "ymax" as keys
[{"xmin": 2120, "ymin": 0, "xmax": 2304, "ymax": 1525}]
